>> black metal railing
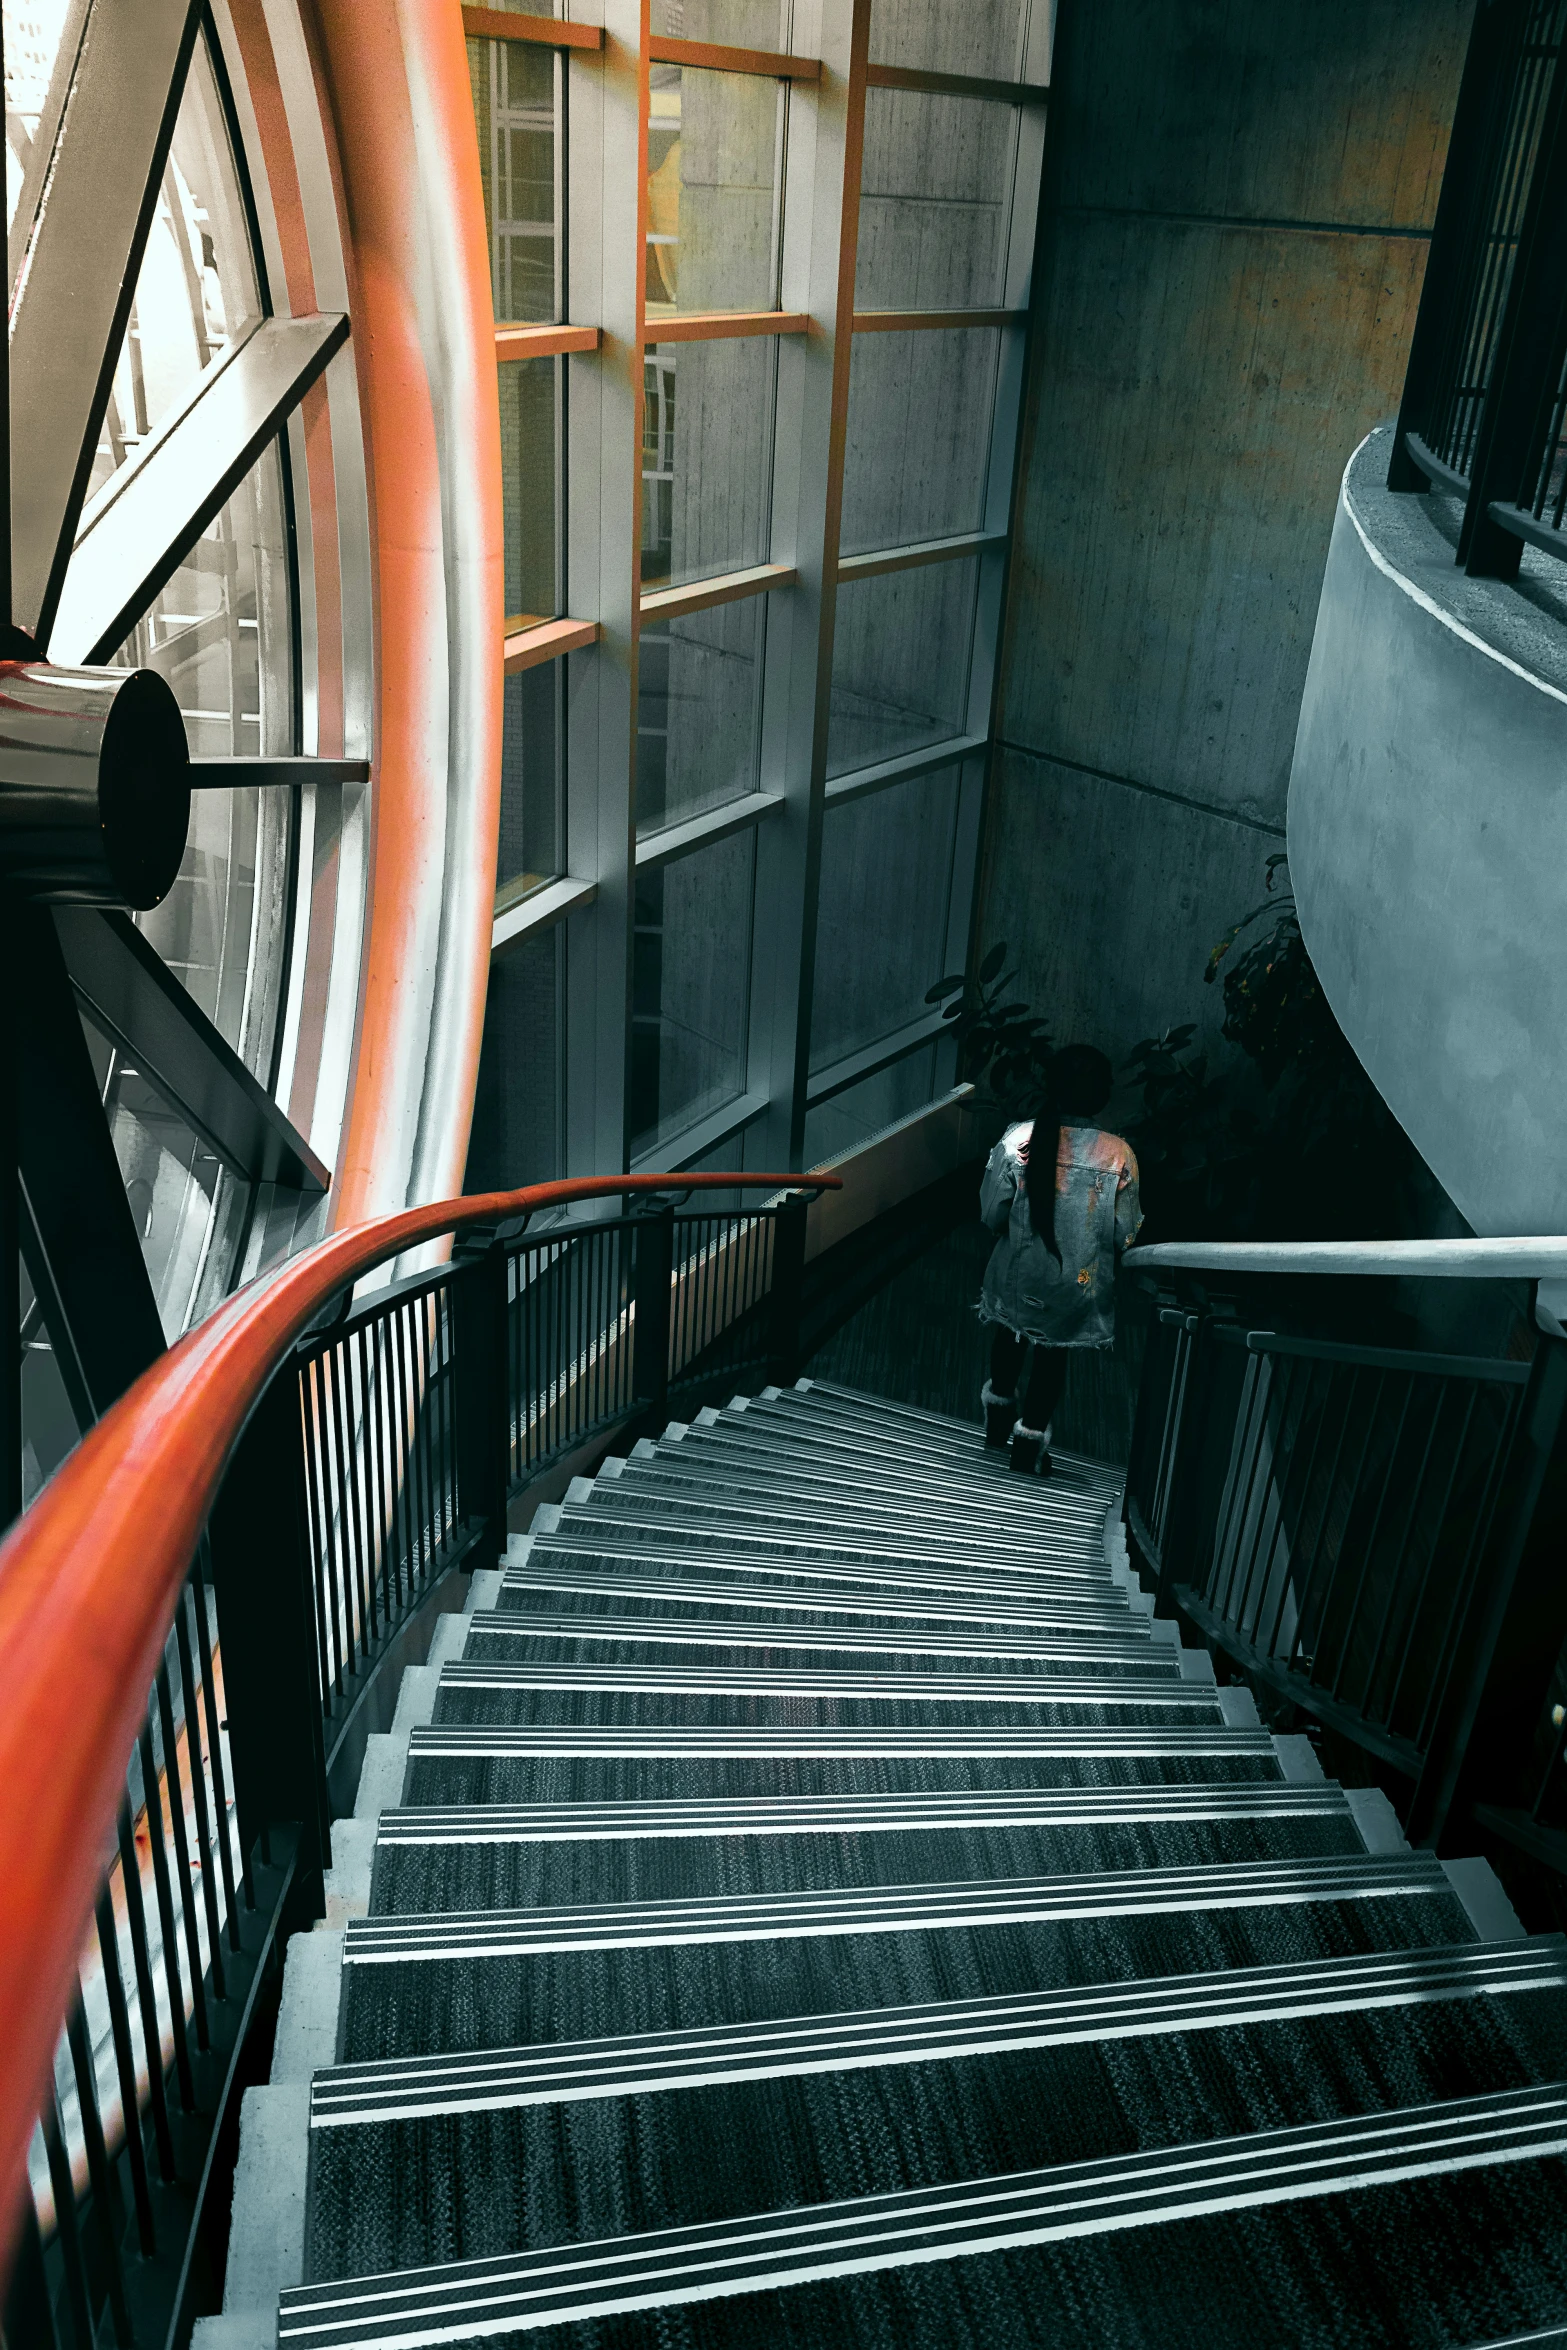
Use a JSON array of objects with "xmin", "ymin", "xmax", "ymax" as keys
[
  {"xmin": 1125, "ymin": 1267, "xmax": 1567, "ymax": 1855},
  {"xmin": 7, "ymin": 1179, "xmax": 824, "ymax": 2350},
  {"xmin": 1390, "ymin": 0, "xmax": 1567, "ymax": 573}
]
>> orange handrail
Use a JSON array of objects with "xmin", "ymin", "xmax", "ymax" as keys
[{"xmin": 0, "ymin": 1170, "xmax": 838, "ymax": 2257}]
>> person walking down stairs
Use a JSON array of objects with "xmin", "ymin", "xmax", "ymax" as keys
[{"xmin": 979, "ymin": 1044, "xmax": 1142, "ymax": 1475}]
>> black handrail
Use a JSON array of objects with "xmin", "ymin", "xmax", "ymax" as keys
[{"xmin": 1124, "ymin": 1262, "xmax": 1567, "ymax": 1867}]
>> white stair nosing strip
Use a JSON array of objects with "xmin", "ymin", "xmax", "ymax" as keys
[
  {"xmin": 588, "ymin": 1479, "xmax": 1113, "ymax": 1539},
  {"xmin": 342, "ymin": 1852, "xmax": 1450, "ymax": 1962},
  {"xmin": 407, "ymin": 1724, "xmax": 1278, "ymax": 1759},
  {"xmin": 279, "ymin": 2083, "xmax": 1567, "ymax": 2346},
  {"xmin": 682, "ymin": 1421, "xmax": 1119, "ymax": 1499},
  {"xmin": 374, "ymin": 1780, "xmax": 1353, "ymax": 1843},
  {"xmin": 473, "ymin": 1604, "xmax": 1177, "ymax": 1667},
  {"xmin": 435, "ymin": 1658, "xmax": 1222, "ymax": 1709},
  {"xmin": 312, "ymin": 1940, "xmax": 1567, "ymax": 2123}
]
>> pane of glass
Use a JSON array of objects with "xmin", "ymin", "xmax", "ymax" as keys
[
  {"xmin": 107, "ymin": 439, "xmax": 296, "ymax": 1082},
  {"xmin": 468, "ymin": 33, "xmax": 558, "ymax": 323},
  {"xmin": 20, "ymin": 1257, "xmax": 80, "ymax": 1509},
  {"xmin": 5, "ymin": 0, "xmax": 75, "ymax": 248},
  {"xmin": 804, "ymin": 1044, "xmax": 939, "ymax": 1169},
  {"xmin": 466, "ymin": 925, "xmax": 561, "ymax": 1190},
  {"xmin": 637, "ymin": 595, "xmax": 765, "ymax": 833},
  {"xmin": 869, "ymin": 0, "xmax": 1028, "ymax": 79},
  {"xmin": 653, "ymin": 1, "xmax": 787, "ymax": 39},
  {"xmin": 841, "ymin": 329, "xmax": 1000, "ymax": 555},
  {"xmin": 810, "ymin": 768, "xmax": 961, "ymax": 1072},
  {"xmin": 632, "ymin": 829, "xmax": 755, "ymax": 1158},
  {"xmin": 497, "ymin": 665, "xmax": 561, "ymax": 904},
  {"xmin": 641, "ymin": 338, "xmax": 775, "ymax": 590},
  {"xmin": 84, "ymin": 1014, "xmax": 251, "ymax": 1339},
  {"xmin": 647, "ymin": 63, "xmax": 780, "ymax": 318},
  {"xmin": 86, "ymin": 31, "xmax": 262, "ymax": 500},
  {"xmin": 856, "ymin": 90, "xmax": 1016, "ymax": 311},
  {"xmin": 828, "ymin": 560, "xmax": 977, "ymax": 778},
  {"xmin": 500, "ymin": 355, "xmax": 559, "ymax": 622}
]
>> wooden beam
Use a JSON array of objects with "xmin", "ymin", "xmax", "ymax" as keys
[
  {"xmin": 503, "ymin": 615, "xmax": 599, "ymax": 673},
  {"xmin": 864, "ymin": 62, "xmax": 1047, "ymax": 106},
  {"xmin": 495, "ymin": 321, "xmax": 601, "ymax": 360},
  {"xmin": 460, "ymin": 8, "xmax": 603, "ymax": 47},
  {"xmin": 640, "ymin": 562, "xmax": 795, "ymax": 623},
  {"xmin": 643, "ymin": 309, "xmax": 809, "ymax": 346},
  {"xmin": 647, "ymin": 36, "xmax": 820, "ymax": 79}
]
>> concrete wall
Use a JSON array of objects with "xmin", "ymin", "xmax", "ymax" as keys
[
  {"xmin": 983, "ymin": 0, "xmax": 1470, "ymax": 1086},
  {"xmin": 1290, "ymin": 429, "xmax": 1567, "ymax": 1238}
]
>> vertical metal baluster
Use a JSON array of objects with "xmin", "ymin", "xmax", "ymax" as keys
[
  {"xmin": 573, "ymin": 1233, "xmax": 585, "ymax": 1436},
  {"xmin": 1282, "ymin": 1365, "xmax": 1360, "ymax": 1675},
  {"xmin": 415, "ymin": 1298, "xmax": 437, "ymax": 1580},
  {"xmin": 323, "ymin": 1344, "xmax": 356, "ymax": 1657},
  {"xmin": 40, "ymin": 2088, "xmax": 94, "ymax": 2350},
  {"xmin": 1415, "ymin": 1382, "xmax": 1526, "ymax": 1752},
  {"xmin": 360, "ymin": 1317, "xmax": 387, "ymax": 1622},
  {"xmin": 386, "ymin": 1304, "xmax": 410, "ymax": 1597},
  {"xmin": 191, "ymin": 1539, "xmax": 245, "ymax": 1928},
  {"xmin": 341, "ymin": 1335, "xmax": 372, "ymax": 1655},
  {"xmin": 94, "ymin": 1890, "xmax": 155, "ymax": 2252},
  {"xmin": 368, "ymin": 1315, "xmax": 395, "ymax": 1616},
  {"xmin": 320, "ymin": 1352, "xmax": 350, "ymax": 1684},
  {"xmin": 1324, "ymin": 1378, "xmax": 1415, "ymax": 1700},
  {"xmin": 1231, "ymin": 1356, "xmax": 1300, "ymax": 1640},
  {"xmin": 172, "ymin": 1592, "xmax": 226, "ymax": 2000},
  {"xmin": 402, "ymin": 1303, "xmax": 423, "ymax": 1583},
  {"xmin": 443, "ymin": 1284, "xmax": 458, "ymax": 1548},
  {"xmin": 136, "ymin": 1720, "xmax": 196, "ymax": 2107},
  {"xmin": 1386, "ymin": 1384, "xmax": 1479, "ymax": 1731},
  {"xmin": 353, "ymin": 1324, "xmax": 379, "ymax": 1637},
  {"xmin": 1217, "ymin": 1355, "xmax": 1276, "ymax": 1626},
  {"xmin": 300, "ymin": 1360, "xmax": 338, "ymax": 1703},
  {"xmin": 65, "ymin": 1995, "xmax": 133, "ymax": 2347},
  {"xmin": 1356, "ymin": 1381, "xmax": 1445, "ymax": 1723},
  {"xmin": 153, "ymin": 1660, "xmax": 211, "ymax": 2051},
  {"xmin": 1259, "ymin": 1360, "xmax": 1327, "ymax": 1660},
  {"xmin": 115, "ymin": 1799, "xmax": 177, "ymax": 2175}
]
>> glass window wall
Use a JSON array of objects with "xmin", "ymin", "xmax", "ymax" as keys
[
  {"xmin": 828, "ymin": 560, "xmax": 979, "ymax": 777},
  {"xmin": 646, "ymin": 62, "xmax": 782, "ymax": 320},
  {"xmin": 631, "ymin": 829, "xmax": 756, "ymax": 1158},
  {"xmin": 467, "ymin": 926, "xmax": 563, "ymax": 1190},
  {"xmin": 857, "ymin": 91, "xmax": 1017, "ymax": 311},
  {"xmin": 841, "ymin": 329, "xmax": 1000, "ymax": 554},
  {"xmin": 637, "ymin": 597, "xmax": 766, "ymax": 834},
  {"xmin": 811, "ymin": 767, "xmax": 962, "ymax": 1071},
  {"xmin": 497, "ymin": 666, "xmax": 562, "ymax": 909}
]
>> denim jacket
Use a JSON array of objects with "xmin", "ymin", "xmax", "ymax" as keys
[{"xmin": 978, "ymin": 1121, "xmax": 1142, "ymax": 1349}]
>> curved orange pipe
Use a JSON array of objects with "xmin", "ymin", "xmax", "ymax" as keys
[
  {"xmin": 0, "ymin": 1167, "xmax": 839, "ymax": 2267},
  {"xmin": 308, "ymin": 0, "xmax": 505, "ymax": 1225}
]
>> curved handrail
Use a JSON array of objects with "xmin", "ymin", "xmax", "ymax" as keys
[
  {"xmin": 1128, "ymin": 1236, "xmax": 1567, "ymax": 1279},
  {"xmin": 0, "ymin": 1170, "xmax": 838, "ymax": 2245}
]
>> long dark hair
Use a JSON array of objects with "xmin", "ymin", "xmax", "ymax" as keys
[{"xmin": 1023, "ymin": 1045, "xmax": 1114, "ymax": 1266}]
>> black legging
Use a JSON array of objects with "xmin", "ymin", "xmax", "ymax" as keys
[{"xmin": 990, "ymin": 1327, "xmax": 1069, "ymax": 1433}]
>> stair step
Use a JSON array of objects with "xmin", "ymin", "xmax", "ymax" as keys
[
  {"xmin": 473, "ymin": 1604, "xmax": 1172, "ymax": 1669},
  {"xmin": 343, "ymin": 1852, "xmax": 1454, "ymax": 1965},
  {"xmin": 620, "ymin": 1449, "xmax": 1100, "ymax": 1530},
  {"xmin": 312, "ymin": 1939, "xmax": 1567, "ymax": 2124},
  {"xmin": 409, "ymin": 1722, "xmax": 1276, "ymax": 1762},
  {"xmin": 281, "ymin": 2083, "xmax": 1567, "ymax": 2350},
  {"xmin": 465, "ymin": 1626, "xmax": 1212, "ymax": 1701},
  {"xmin": 375, "ymin": 1784, "xmax": 1362, "ymax": 1847},
  {"xmin": 529, "ymin": 1539, "xmax": 1142, "ymax": 1616},
  {"xmin": 434, "ymin": 1657, "xmax": 1222, "ymax": 1713},
  {"xmin": 500, "ymin": 1566, "xmax": 1165, "ymax": 1652},
  {"xmin": 554, "ymin": 1502, "xmax": 1107, "ymax": 1574}
]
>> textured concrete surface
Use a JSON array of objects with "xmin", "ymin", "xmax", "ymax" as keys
[
  {"xmin": 1289, "ymin": 428, "xmax": 1567, "ymax": 1235},
  {"xmin": 222, "ymin": 2086, "xmax": 310, "ymax": 2316},
  {"xmin": 272, "ymin": 1931, "xmax": 346, "ymax": 2083},
  {"xmin": 982, "ymin": 0, "xmax": 1470, "ymax": 1075}
]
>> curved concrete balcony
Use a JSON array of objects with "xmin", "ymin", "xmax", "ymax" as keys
[{"xmin": 1288, "ymin": 424, "xmax": 1567, "ymax": 1236}]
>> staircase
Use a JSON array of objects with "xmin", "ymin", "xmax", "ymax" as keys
[{"xmin": 218, "ymin": 1379, "xmax": 1567, "ymax": 2348}]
